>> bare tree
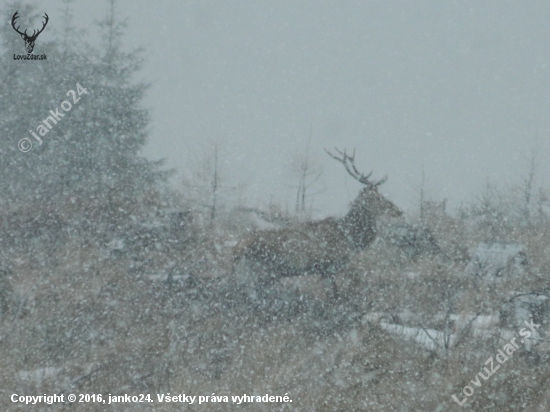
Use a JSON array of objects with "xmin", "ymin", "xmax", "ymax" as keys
[
  {"xmin": 181, "ymin": 141, "xmax": 242, "ymax": 229},
  {"xmin": 419, "ymin": 166, "xmax": 425, "ymax": 223},
  {"xmin": 210, "ymin": 142, "xmax": 219, "ymax": 226},
  {"xmin": 290, "ymin": 125, "xmax": 324, "ymax": 216},
  {"xmin": 521, "ymin": 150, "xmax": 537, "ymax": 227}
]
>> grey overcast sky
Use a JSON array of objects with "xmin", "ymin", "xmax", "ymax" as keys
[{"xmin": 31, "ymin": 0, "xmax": 550, "ymax": 215}]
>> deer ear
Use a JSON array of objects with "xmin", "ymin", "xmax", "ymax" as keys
[{"xmin": 20, "ymin": 34, "xmax": 25, "ymax": 39}]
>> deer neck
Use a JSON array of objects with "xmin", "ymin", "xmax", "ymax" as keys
[{"xmin": 340, "ymin": 199, "xmax": 377, "ymax": 249}]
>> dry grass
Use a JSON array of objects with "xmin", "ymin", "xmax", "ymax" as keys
[{"xmin": 1, "ymin": 211, "xmax": 549, "ymax": 411}]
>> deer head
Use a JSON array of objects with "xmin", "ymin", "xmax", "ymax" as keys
[
  {"xmin": 12, "ymin": 11, "xmax": 49, "ymax": 54},
  {"xmin": 352, "ymin": 185, "xmax": 403, "ymax": 218},
  {"xmin": 326, "ymin": 147, "xmax": 402, "ymax": 248}
]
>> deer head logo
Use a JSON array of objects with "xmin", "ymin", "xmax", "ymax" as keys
[{"xmin": 11, "ymin": 11, "xmax": 49, "ymax": 54}]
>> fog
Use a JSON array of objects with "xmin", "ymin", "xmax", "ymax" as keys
[
  {"xmin": 3, "ymin": 1, "xmax": 550, "ymax": 409},
  {"xmin": 32, "ymin": 0, "xmax": 550, "ymax": 215}
]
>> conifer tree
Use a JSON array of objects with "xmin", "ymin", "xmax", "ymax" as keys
[{"xmin": 0, "ymin": 0, "xmax": 170, "ymax": 245}]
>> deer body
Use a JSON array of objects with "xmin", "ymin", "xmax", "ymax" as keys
[
  {"xmin": 232, "ymin": 149, "xmax": 402, "ymax": 286},
  {"xmin": 233, "ymin": 217, "xmax": 351, "ymax": 279}
]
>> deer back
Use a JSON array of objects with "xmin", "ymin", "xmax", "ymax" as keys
[{"xmin": 232, "ymin": 217, "xmax": 354, "ymax": 277}]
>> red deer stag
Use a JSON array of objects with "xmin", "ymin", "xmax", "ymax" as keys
[{"xmin": 232, "ymin": 148, "xmax": 402, "ymax": 295}]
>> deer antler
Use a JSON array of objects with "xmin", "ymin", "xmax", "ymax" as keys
[
  {"xmin": 29, "ymin": 13, "xmax": 48, "ymax": 40},
  {"xmin": 11, "ymin": 11, "xmax": 48, "ymax": 40},
  {"xmin": 11, "ymin": 11, "xmax": 25, "ymax": 37},
  {"xmin": 34, "ymin": 13, "xmax": 49, "ymax": 39},
  {"xmin": 325, "ymin": 147, "xmax": 387, "ymax": 189}
]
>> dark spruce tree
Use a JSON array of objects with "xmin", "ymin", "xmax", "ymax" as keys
[{"xmin": 0, "ymin": 0, "xmax": 171, "ymax": 258}]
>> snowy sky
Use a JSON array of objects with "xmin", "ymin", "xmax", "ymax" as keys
[{"xmin": 30, "ymin": 0, "xmax": 550, "ymax": 215}]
